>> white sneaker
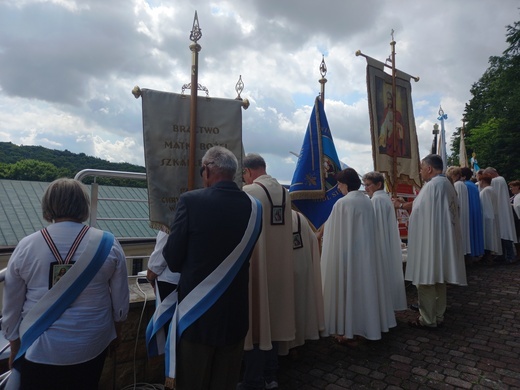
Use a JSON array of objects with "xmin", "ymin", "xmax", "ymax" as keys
[{"xmin": 265, "ymin": 380, "xmax": 279, "ymax": 390}]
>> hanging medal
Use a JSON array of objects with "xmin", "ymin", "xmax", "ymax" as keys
[
  {"xmin": 255, "ymin": 182, "xmax": 286, "ymax": 225},
  {"xmin": 292, "ymin": 212, "xmax": 303, "ymax": 249},
  {"xmin": 42, "ymin": 225, "xmax": 90, "ymax": 289}
]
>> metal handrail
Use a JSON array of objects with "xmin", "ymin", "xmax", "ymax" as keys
[
  {"xmin": 73, "ymin": 169, "xmax": 149, "ymax": 229},
  {"xmin": 74, "ymin": 169, "xmax": 146, "ymax": 181}
]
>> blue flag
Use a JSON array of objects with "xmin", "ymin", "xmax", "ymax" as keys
[{"xmin": 290, "ymin": 97, "xmax": 343, "ymax": 230}]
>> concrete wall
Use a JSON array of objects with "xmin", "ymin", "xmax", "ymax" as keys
[{"xmin": 99, "ymin": 297, "xmax": 165, "ymax": 389}]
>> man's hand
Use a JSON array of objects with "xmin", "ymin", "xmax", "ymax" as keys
[
  {"xmin": 146, "ymin": 269, "xmax": 158, "ymax": 289},
  {"xmin": 391, "ymin": 197, "xmax": 405, "ymax": 209}
]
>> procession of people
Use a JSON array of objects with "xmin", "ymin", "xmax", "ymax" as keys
[
  {"xmin": 2, "ymin": 146, "xmax": 518, "ymax": 390},
  {"xmin": 152, "ymin": 147, "xmax": 519, "ymax": 390}
]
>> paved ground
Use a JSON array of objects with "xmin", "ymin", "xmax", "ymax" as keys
[{"xmin": 277, "ymin": 261, "xmax": 520, "ymax": 389}]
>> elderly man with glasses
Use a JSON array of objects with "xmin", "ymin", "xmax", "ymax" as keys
[{"xmin": 162, "ymin": 146, "xmax": 262, "ymax": 390}]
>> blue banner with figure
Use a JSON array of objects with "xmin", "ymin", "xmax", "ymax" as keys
[{"xmin": 289, "ymin": 97, "xmax": 343, "ymax": 230}]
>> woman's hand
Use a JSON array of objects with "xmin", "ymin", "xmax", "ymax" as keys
[{"xmin": 9, "ymin": 338, "xmax": 20, "ymax": 369}]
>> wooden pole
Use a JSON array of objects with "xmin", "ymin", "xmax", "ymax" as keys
[
  {"xmin": 319, "ymin": 55, "xmax": 327, "ymax": 104},
  {"xmin": 188, "ymin": 12, "xmax": 202, "ymax": 190},
  {"xmin": 390, "ymin": 34, "xmax": 398, "ymax": 196}
]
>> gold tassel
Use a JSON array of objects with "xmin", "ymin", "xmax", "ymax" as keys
[{"xmin": 164, "ymin": 377, "xmax": 176, "ymax": 389}]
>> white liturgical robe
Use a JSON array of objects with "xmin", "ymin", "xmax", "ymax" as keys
[
  {"xmin": 321, "ymin": 190, "xmax": 396, "ymax": 341},
  {"xmin": 480, "ymin": 186, "xmax": 503, "ymax": 254},
  {"xmin": 405, "ymin": 175, "xmax": 467, "ymax": 286},
  {"xmin": 513, "ymin": 194, "xmax": 520, "ymax": 220},
  {"xmin": 370, "ymin": 190, "xmax": 407, "ymax": 311},
  {"xmin": 491, "ymin": 176, "xmax": 517, "ymax": 242}
]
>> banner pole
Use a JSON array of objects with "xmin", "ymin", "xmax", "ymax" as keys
[
  {"xmin": 319, "ymin": 55, "xmax": 327, "ymax": 105},
  {"xmin": 188, "ymin": 12, "xmax": 202, "ymax": 190},
  {"xmin": 390, "ymin": 31, "xmax": 398, "ymax": 196}
]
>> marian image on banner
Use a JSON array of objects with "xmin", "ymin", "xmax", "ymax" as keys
[
  {"xmin": 365, "ymin": 57, "xmax": 421, "ymax": 191},
  {"xmin": 290, "ymin": 97, "xmax": 343, "ymax": 230},
  {"xmin": 375, "ymin": 80, "xmax": 411, "ymax": 159}
]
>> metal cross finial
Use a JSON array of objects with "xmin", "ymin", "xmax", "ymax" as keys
[
  {"xmin": 320, "ymin": 55, "xmax": 327, "ymax": 78},
  {"xmin": 235, "ymin": 75, "xmax": 244, "ymax": 100},
  {"xmin": 190, "ymin": 11, "xmax": 202, "ymax": 43}
]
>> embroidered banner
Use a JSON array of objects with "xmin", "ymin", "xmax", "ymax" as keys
[
  {"xmin": 289, "ymin": 97, "xmax": 343, "ymax": 230},
  {"xmin": 141, "ymin": 89, "xmax": 243, "ymax": 230},
  {"xmin": 365, "ymin": 57, "xmax": 422, "ymax": 192}
]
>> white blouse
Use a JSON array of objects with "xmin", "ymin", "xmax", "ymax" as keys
[{"xmin": 2, "ymin": 221, "xmax": 129, "ymax": 365}]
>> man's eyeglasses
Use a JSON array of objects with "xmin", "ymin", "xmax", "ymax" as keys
[{"xmin": 199, "ymin": 162, "xmax": 215, "ymax": 177}]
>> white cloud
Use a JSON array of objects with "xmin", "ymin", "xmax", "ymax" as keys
[{"xmin": 0, "ymin": 0, "xmax": 518, "ymax": 183}]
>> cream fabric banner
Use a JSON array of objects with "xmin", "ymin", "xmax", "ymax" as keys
[
  {"xmin": 141, "ymin": 88, "xmax": 243, "ymax": 230},
  {"xmin": 365, "ymin": 57, "xmax": 422, "ymax": 192}
]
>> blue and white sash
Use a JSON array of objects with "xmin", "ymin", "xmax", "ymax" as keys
[
  {"xmin": 145, "ymin": 284, "xmax": 178, "ymax": 357},
  {"xmin": 160, "ymin": 195, "xmax": 261, "ymax": 387},
  {"xmin": 15, "ymin": 228, "xmax": 114, "ymax": 361}
]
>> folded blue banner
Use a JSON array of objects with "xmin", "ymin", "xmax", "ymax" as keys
[{"xmin": 290, "ymin": 97, "xmax": 343, "ymax": 229}]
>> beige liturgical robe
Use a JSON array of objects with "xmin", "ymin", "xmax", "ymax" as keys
[
  {"xmin": 243, "ymin": 175, "xmax": 295, "ymax": 351},
  {"xmin": 279, "ymin": 211, "xmax": 325, "ymax": 355}
]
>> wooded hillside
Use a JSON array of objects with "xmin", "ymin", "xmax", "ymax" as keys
[{"xmin": 0, "ymin": 142, "xmax": 147, "ymax": 187}]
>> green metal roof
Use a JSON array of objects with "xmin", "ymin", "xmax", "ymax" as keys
[{"xmin": 0, "ymin": 180, "xmax": 157, "ymax": 248}]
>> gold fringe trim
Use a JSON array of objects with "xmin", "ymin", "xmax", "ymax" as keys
[
  {"xmin": 149, "ymin": 221, "xmax": 170, "ymax": 234},
  {"xmin": 289, "ymin": 189, "xmax": 326, "ymax": 201},
  {"xmin": 164, "ymin": 377, "xmax": 176, "ymax": 389}
]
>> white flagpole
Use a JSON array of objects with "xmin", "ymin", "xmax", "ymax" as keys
[
  {"xmin": 459, "ymin": 122, "xmax": 468, "ymax": 167},
  {"xmin": 438, "ymin": 106, "xmax": 448, "ymax": 172}
]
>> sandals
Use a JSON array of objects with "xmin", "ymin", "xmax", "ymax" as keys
[
  {"xmin": 333, "ymin": 335, "xmax": 364, "ymax": 347},
  {"xmin": 408, "ymin": 317, "xmax": 438, "ymax": 330}
]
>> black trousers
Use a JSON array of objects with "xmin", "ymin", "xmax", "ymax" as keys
[
  {"xmin": 176, "ymin": 338, "xmax": 245, "ymax": 390},
  {"xmin": 20, "ymin": 348, "xmax": 107, "ymax": 390}
]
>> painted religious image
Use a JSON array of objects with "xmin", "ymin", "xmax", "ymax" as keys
[
  {"xmin": 375, "ymin": 78, "xmax": 411, "ymax": 158},
  {"xmin": 323, "ymin": 155, "xmax": 340, "ymax": 190},
  {"xmin": 49, "ymin": 262, "xmax": 74, "ymax": 288}
]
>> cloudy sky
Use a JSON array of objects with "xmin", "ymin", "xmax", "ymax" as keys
[{"xmin": 0, "ymin": 0, "xmax": 518, "ymax": 183}]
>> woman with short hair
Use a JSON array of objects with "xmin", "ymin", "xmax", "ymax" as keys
[
  {"xmin": 320, "ymin": 168, "xmax": 396, "ymax": 346},
  {"xmin": 2, "ymin": 178, "xmax": 129, "ymax": 390},
  {"xmin": 362, "ymin": 171, "xmax": 407, "ymax": 312}
]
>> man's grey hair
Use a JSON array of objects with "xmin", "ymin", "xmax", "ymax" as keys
[
  {"xmin": 41, "ymin": 178, "xmax": 90, "ymax": 222},
  {"xmin": 483, "ymin": 167, "xmax": 498, "ymax": 177},
  {"xmin": 202, "ymin": 146, "xmax": 238, "ymax": 177},
  {"xmin": 243, "ymin": 153, "xmax": 266, "ymax": 170},
  {"xmin": 362, "ymin": 171, "xmax": 385, "ymax": 187},
  {"xmin": 422, "ymin": 154, "xmax": 443, "ymax": 172}
]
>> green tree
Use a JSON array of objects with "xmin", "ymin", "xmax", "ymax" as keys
[
  {"xmin": 6, "ymin": 159, "xmax": 61, "ymax": 181},
  {"xmin": 453, "ymin": 18, "xmax": 520, "ymax": 180}
]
